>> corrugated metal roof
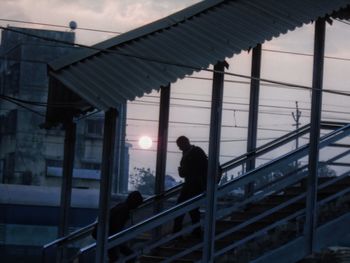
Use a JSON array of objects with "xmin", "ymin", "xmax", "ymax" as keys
[{"xmin": 48, "ymin": 0, "xmax": 350, "ymax": 112}]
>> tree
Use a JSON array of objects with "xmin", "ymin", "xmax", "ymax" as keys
[
  {"xmin": 318, "ymin": 164, "xmax": 337, "ymax": 177},
  {"xmin": 130, "ymin": 167, "xmax": 155, "ymax": 195},
  {"xmin": 129, "ymin": 167, "xmax": 180, "ymax": 195}
]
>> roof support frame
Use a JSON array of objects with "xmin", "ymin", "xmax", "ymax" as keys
[
  {"xmin": 154, "ymin": 84, "xmax": 171, "ymax": 238},
  {"xmin": 57, "ymin": 119, "xmax": 76, "ymax": 262},
  {"xmin": 245, "ymin": 43, "xmax": 262, "ymax": 196},
  {"xmin": 114, "ymin": 103, "xmax": 128, "ymax": 193},
  {"xmin": 305, "ymin": 17, "xmax": 326, "ymax": 255},
  {"xmin": 203, "ymin": 61, "xmax": 226, "ymax": 263},
  {"xmin": 95, "ymin": 108, "xmax": 118, "ymax": 263},
  {"xmin": 154, "ymin": 84, "xmax": 171, "ymax": 196}
]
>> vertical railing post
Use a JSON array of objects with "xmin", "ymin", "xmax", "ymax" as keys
[
  {"xmin": 304, "ymin": 18, "xmax": 326, "ymax": 255},
  {"xmin": 155, "ymin": 84, "xmax": 171, "ymax": 196},
  {"xmin": 154, "ymin": 84, "xmax": 171, "ymax": 238},
  {"xmin": 95, "ymin": 108, "xmax": 118, "ymax": 263},
  {"xmin": 57, "ymin": 118, "xmax": 76, "ymax": 262},
  {"xmin": 245, "ymin": 44, "xmax": 262, "ymax": 196},
  {"xmin": 203, "ymin": 61, "xmax": 226, "ymax": 262},
  {"xmin": 114, "ymin": 102, "xmax": 128, "ymax": 194}
]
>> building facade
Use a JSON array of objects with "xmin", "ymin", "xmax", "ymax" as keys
[{"xmin": 0, "ymin": 27, "xmax": 129, "ymax": 192}]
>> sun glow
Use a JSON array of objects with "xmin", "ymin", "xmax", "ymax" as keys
[{"xmin": 138, "ymin": 136, "xmax": 153, "ymax": 149}]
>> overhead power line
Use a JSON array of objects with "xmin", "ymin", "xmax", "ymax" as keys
[
  {"xmin": 1, "ymin": 84, "xmax": 349, "ymax": 118},
  {"xmin": 1, "ymin": 26, "xmax": 350, "ymax": 99},
  {"xmin": 0, "ymin": 94, "xmax": 81, "ymax": 108},
  {"xmin": 1, "ymin": 91, "xmax": 350, "ymax": 126},
  {"xmin": 1, "ymin": 17, "xmax": 350, "ymax": 62},
  {"xmin": 262, "ymin": 48, "xmax": 350, "ymax": 62},
  {"xmin": 140, "ymin": 95, "xmax": 350, "ymax": 116},
  {"xmin": 2, "ymin": 53, "xmax": 347, "ymax": 101},
  {"xmin": 0, "ymin": 18, "xmax": 122, "ymax": 34},
  {"xmin": 0, "ymin": 94, "xmax": 45, "ymax": 117},
  {"xmin": 335, "ymin": 18, "xmax": 350, "ymax": 27},
  {"xmin": 0, "ymin": 25, "xmax": 350, "ymax": 125}
]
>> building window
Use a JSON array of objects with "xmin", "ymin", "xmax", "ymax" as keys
[
  {"xmin": 7, "ymin": 109, "xmax": 17, "ymax": 134},
  {"xmin": 4, "ymin": 63, "xmax": 20, "ymax": 94},
  {"xmin": 81, "ymin": 162, "xmax": 101, "ymax": 170},
  {"xmin": 46, "ymin": 159, "xmax": 63, "ymax": 167},
  {"xmin": 0, "ymin": 109, "xmax": 17, "ymax": 134},
  {"xmin": 85, "ymin": 119, "xmax": 103, "ymax": 137},
  {"xmin": 4, "ymin": 153, "xmax": 15, "ymax": 183}
]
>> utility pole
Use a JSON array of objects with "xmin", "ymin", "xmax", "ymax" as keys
[
  {"xmin": 292, "ymin": 101, "xmax": 302, "ymax": 169},
  {"xmin": 292, "ymin": 101, "xmax": 302, "ymax": 149}
]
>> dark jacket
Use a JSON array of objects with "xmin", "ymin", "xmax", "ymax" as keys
[
  {"xmin": 178, "ymin": 145, "xmax": 208, "ymax": 191},
  {"xmin": 92, "ymin": 191, "xmax": 143, "ymax": 239}
]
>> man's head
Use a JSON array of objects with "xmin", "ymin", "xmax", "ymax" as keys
[
  {"xmin": 176, "ymin": 136, "xmax": 191, "ymax": 152},
  {"xmin": 126, "ymin": 191, "xmax": 143, "ymax": 209}
]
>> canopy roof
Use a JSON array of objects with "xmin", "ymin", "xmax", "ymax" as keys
[{"xmin": 47, "ymin": 0, "xmax": 350, "ymax": 125}]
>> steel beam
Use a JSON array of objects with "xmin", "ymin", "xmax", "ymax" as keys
[
  {"xmin": 58, "ymin": 120, "xmax": 76, "ymax": 238},
  {"xmin": 203, "ymin": 61, "xmax": 226, "ymax": 262},
  {"xmin": 114, "ymin": 102, "xmax": 128, "ymax": 193},
  {"xmin": 153, "ymin": 84, "xmax": 170, "ymax": 238},
  {"xmin": 305, "ymin": 18, "xmax": 326, "ymax": 255},
  {"xmin": 95, "ymin": 108, "xmax": 118, "ymax": 263},
  {"xmin": 246, "ymin": 44, "xmax": 262, "ymax": 195},
  {"xmin": 155, "ymin": 84, "xmax": 171, "ymax": 196}
]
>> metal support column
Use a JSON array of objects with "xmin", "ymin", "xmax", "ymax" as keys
[
  {"xmin": 203, "ymin": 61, "xmax": 226, "ymax": 263},
  {"xmin": 95, "ymin": 108, "xmax": 118, "ymax": 263},
  {"xmin": 304, "ymin": 18, "xmax": 326, "ymax": 255},
  {"xmin": 153, "ymin": 84, "xmax": 170, "ymax": 238},
  {"xmin": 114, "ymin": 102, "xmax": 128, "ymax": 194},
  {"xmin": 58, "ymin": 120, "xmax": 76, "ymax": 237},
  {"xmin": 57, "ymin": 119, "xmax": 76, "ymax": 262},
  {"xmin": 155, "ymin": 84, "xmax": 170, "ymax": 196},
  {"xmin": 246, "ymin": 44, "xmax": 262, "ymax": 196}
]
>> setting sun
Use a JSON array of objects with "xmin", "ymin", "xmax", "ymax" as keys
[{"xmin": 138, "ymin": 136, "xmax": 153, "ymax": 149}]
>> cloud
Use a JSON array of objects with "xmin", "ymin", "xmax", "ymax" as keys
[
  {"xmin": 0, "ymin": 0, "xmax": 200, "ymax": 44},
  {"xmin": 47, "ymin": 0, "xmax": 108, "ymax": 13}
]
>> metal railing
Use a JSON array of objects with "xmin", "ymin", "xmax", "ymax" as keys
[{"xmin": 42, "ymin": 121, "xmax": 349, "ymax": 263}]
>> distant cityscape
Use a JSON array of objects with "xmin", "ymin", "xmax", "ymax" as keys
[{"xmin": 0, "ymin": 27, "xmax": 130, "ymax": 192}]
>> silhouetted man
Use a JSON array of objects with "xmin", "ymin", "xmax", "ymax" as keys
[
  {"xmin": 92, "ymin": 191, "xmax": 143, "ymax": 263},
  {"xmin": 173, "ymin": 136, "xmax": 208, "ymax": 238}
]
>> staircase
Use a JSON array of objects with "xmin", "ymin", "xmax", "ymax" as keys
[
  {"xmin": 42, "ymin": 121, "xmax": 350, "ymax": 263},
  {"xmin": 139, "ymin": 175, "xmax": 350, "ymax": 263}
]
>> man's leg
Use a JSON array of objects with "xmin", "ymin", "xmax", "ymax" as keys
[
  {"xmin": 189, "ymin": 187, "xmax": 204, "ymax": 238},
  {"xmin": 189, "ymin": 208, "xmax": 202, "ymax": 238},
  {"xmin": 173, "ymin": 188, "xmax": 188, "ymax": 234},
  {"xmin": 173, "ymin": 213, "xmax": 185, "ymax": 233}
]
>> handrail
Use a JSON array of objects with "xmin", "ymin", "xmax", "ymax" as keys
[
  {"xmin": 42, "ymin": 183, "xmax": 183, "ymax": 251},
  {"xmin": 42, "ymin": 121, "xmax": 348, "ymax": 258},
  {"xmin": 43, "ymin": 222, "xmax": 96, "ymax": 250},
  {"xmin": 80, "ymin": 193, "xmax": 206, "ymax": 255},
  {"xmin": 214, "ymin": 170, "xmax": 350, "ymax": 259},
  {"xmin": 221, "ymin": 121, "xmax": 344, "ymax": 172},
  {"xmin": 220, "ymin": 123, "xmax": 311, "ymax": 172},
  {"xmin": 76, "ymin": 122, "xmax": 350, "ymax": 260}
]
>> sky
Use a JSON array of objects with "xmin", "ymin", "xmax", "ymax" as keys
[
  {"xmin": 1, "ymin": 1, "xmax": 350, "ymax": 183},
  {"xmin": 0, "ymin": 0, "xmax": 201, "ymax": 44}
]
